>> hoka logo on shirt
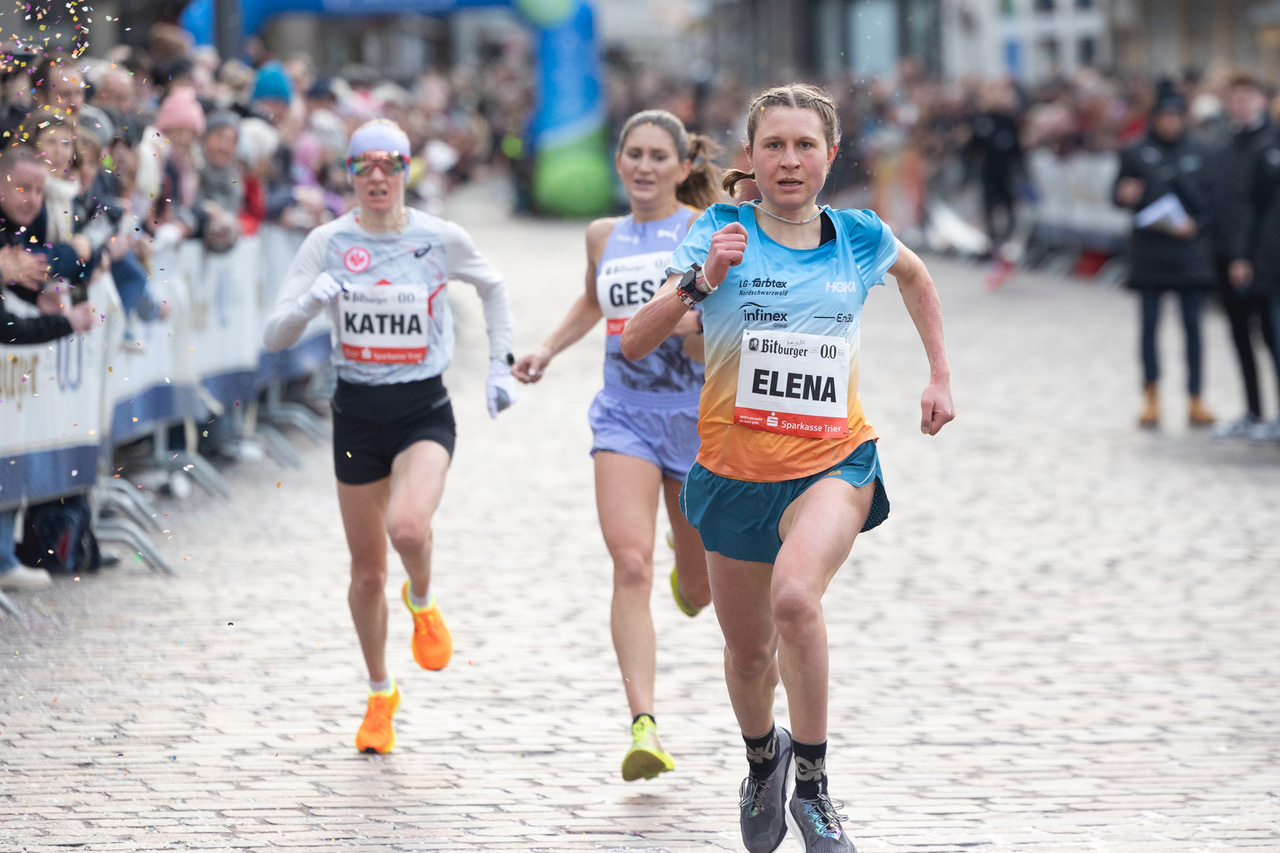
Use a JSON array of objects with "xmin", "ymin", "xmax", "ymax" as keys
[{"xmin": 826, "ymin": 280, "xmax": 859, "ymax": 293}]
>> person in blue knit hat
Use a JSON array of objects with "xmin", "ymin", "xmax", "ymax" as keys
[{"xmin": 251, "ymin": 61, "xmax": 293, "ymax": 124}]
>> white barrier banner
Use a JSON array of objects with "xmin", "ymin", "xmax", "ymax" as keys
[
  {"xmin": 187, "ymin": 238, "xmax": 263, "ymax": 406},
  {"xmin": 108, "ymin": 247, "xmax": 197, "ymax": 444},
  {"xmin": 0, "ymin": 276, "xmax": 121, "ymax": 508}
]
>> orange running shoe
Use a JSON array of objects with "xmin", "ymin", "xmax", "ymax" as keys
[
  {"xmin": 355, "ymin": 684, "xmax": 400, "ymax": 754},
  {"xmin": 402, "ymin": 582, "xmax": 453, "ymax": 670}
]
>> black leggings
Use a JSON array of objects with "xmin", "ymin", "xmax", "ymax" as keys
[
  {"xmin": 1140, "ymin": 288, "xmax": 1209, "ymax": 395},
  {"xmin": 1214, "ymin": 259, "xmax": 1280, "ymax": 417}
]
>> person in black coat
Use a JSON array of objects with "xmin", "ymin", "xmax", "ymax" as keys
[
  {"xmin": 1206, "ymin": 72, "xmax": 1280, "ymax": 439},
  {"xmin": 965, "ymin": 78, "xmax": 1024, "ymax": 287},
  {"xmin": 1114, "ymin": 81, "xmax": 1216, "ymax": 429},
  {"xmin": 1238, "ymin": 113, "xmax": 1280, "ymax": 442}
]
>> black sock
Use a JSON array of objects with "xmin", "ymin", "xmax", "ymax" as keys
[
  {"xmin": 633, "ymin": 713, "xmax": 654, "ymax": 726},
  {"xmin": 743, "ymin": 724, "xmax": 780, "ymax": 780},
  {"xmin": 792, "ymin": 738, "xmax": 828, "ymax": 800}
]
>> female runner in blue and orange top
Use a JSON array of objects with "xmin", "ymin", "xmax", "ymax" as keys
[
  {"xmin": 623, "ymin": 85, "xmax": 955, "ymax": 853},
  {"xmin": 513, "ymin": 110, "xmax": 720, "ymax": 782}
]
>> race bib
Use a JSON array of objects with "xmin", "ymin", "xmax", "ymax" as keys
[
  {"xmin": 734, "ymin": 330, "xmax": 850, "ymax": 438},
  {"xmin": 338, "ymin": 283, "xmax": 430, "ymax": 364},
  {"xmin": 597, "ymin": 249, "xmax": 669, "ymax": 336}
]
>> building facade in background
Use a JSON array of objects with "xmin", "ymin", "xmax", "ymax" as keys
[
  {"xmin": 1111, "ymin": 0, "xmax": 1280, "ymax": 81},
  {"xmin": 943, "ymin": 0, "xmax": 1110, "ymax": 83}
]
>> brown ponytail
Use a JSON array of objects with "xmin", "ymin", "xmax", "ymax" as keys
[
  {"xmin": 677, "ymin": 133, "xmax": 724, "ymax": 210},
  {"xmin": 721, "ymin": 166, "xmax": 756, "ymax": 199}
]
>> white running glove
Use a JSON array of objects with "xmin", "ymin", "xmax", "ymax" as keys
[
  {"xmin": 151, "ymin": 222, "xmax": 184, "ymax": 253},
  {"xmin": 486, "ymin": 358, "xmax": 519, "ymax": 419},
  {"xmin": 297, "ymin": 271, "xmax": 344, "ymax": 316}
]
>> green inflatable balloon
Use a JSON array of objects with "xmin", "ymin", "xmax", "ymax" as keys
[
  {"xmin": 535, "ymin": 140, "xmax": 613, "ymax": 218},
  {"xmin": 515, "ymin": 0, "xmax": 574, "ymax": 27}
]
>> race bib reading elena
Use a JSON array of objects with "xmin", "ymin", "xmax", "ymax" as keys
[
  {"xmin": 734, "ymin": 329, "xmax": 851, "ymax": 438},
  {"xmin": 338, "ymin": 283, "xmax": 430, "ymax": 364}
]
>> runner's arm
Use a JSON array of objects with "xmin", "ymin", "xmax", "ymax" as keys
[
  {"xmin": 444, "ymin": 224, "xmax": 514, "ymax": 362},
  {"xmin": 622, "ymin": 220, "xmax": 744, "ymax": 360},
  {"xmin": 513, "ymin": 218, "xmax": 611, "ymax": 382},
  {"xmin": 618, "ymin": 272, "xmax": 686, "ymax": 360},
  {"xmin": 263, "ymin": 230, "xmax": 328, "ymax": 352},
  {"xmin": 888, "ymin": 240, "xmax": 955, "ymax": 435}
]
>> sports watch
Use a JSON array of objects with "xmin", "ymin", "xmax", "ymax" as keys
[{"xmin": 676, "ymin": 263, "xmax": 712, "ymax": 307}]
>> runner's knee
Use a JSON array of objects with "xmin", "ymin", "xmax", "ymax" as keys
[
  {"xmin": 612, "ymin": 548, "xmax": 653, "ymax": 590},
  {"xmin": 724, "ymin": 640, "xmax": 777, "ymax": 681},
  {"xmin": 387, "ymin": 518, "xmax": 431, "ymax": 558},
  {"xmin": 350, "ymin": 560, "xmax": 388, "ymax": 594},
  {"xmin": 771, "ymin": 582, "xmax": 823, "ymax": 639}
]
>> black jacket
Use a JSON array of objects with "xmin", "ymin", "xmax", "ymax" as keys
[
  {"xmin": 1, "ymin": 286, "xmax": 73, "ymax": 345},
  {"xmin": 1205, "ymin": 116, "xmax": 1274, "ymax": 260},
  {"xmin": 1241, "ymin": 137, "xmax": 1280, "ymax": 295},
  {"xmin": 0, "ymin": 204, "xmax": 96, "ymax": 344},
  {"xmin": 1114, "ymin": 131, "xmax": 1215, "ymax": 289},
  {"xmin": 966, "ymin": 110, "xmax": 1024, "ymax": 197}
]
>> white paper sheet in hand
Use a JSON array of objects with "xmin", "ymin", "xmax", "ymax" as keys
[{"xmin": 1134, "ymin": 192, "xmax": 1191, "ymax": 231}]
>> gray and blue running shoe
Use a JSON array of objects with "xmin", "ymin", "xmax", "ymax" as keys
[
  {"xmin": 738, "ymin": 727, "xmax": 793, "ymax": 853},
  {"xmin": 788, "ymin": 790, "xmax": 857, "ymax": 852}
]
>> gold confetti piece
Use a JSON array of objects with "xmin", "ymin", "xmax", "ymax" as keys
[{"xmin": 276, "ymin": 482, "xmax": 282, "ymax": 488}]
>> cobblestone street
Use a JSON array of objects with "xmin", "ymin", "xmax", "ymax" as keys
[{"xmin": 3, "ymin": 183, "xmax": 1278, "ymax": 852}]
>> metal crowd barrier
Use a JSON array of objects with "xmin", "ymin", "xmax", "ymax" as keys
[
  {"xmin": 1023, "ymin": 149, "xmax": 1132, "ymax": 285},
  {"xmin": 1, "ymin": 224, "xmax": 332, "ymax": 615}
]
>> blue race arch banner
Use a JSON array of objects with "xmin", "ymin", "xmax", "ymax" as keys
[{"xmin": 181, "ymin": 0, "xmax": 611, "ymax": 216}]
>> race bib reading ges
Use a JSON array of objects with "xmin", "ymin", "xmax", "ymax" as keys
[
  {"xmin": 734, "ymin": 329, "xmax": 851, "ymax": 437},
  {"xmin": 338, "ymin": 283, "xmax": 430, "ymax": 364}
]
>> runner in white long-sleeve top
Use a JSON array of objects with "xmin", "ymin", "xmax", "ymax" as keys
[{"xmin": 264, "ymin": 119, "xmax": 519, "ymax": 754}]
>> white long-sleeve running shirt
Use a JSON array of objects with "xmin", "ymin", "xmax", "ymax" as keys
[{"xmin": 263, "ymin": 209, "xmax": 515, "ymax": 386}]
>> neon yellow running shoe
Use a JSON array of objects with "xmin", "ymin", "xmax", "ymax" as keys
[
  {"xmin": 402, "ymin": 582, "xmax": 453, "ymax": 670},
  {"xmin": 670, "ymin": 565, "xmax": 703, "ymax": 617},
  {"xmin": 622, "ymin": 715, "xmax": 676, "ymax": 781}
]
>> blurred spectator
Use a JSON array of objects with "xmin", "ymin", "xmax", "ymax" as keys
[
  {"xmin": 964, "ymin": 78, "xmax": 1025, "ymax": 287},
  {"xmin": 0, "ymin": 144, "xmax": 97, "ymax": 594},
  {"xmin": 1113, "ymin": 80, "xmax": 1217, "ymax": 430},
  {"xmin": 31, "ymin": 56, "xmax": 86, "ymax": 125},
  {"xmin": 198, "ymin": 111, "xmax": 245, "ymax": 252},
  {"xmin": 1236, "ymin": 102, "xmax": 1280, "ymax": 442},
  {"xmin": 1208, "ymin": 72, "xmax": 1280, "ymax": 439},
  {"xmin": 150, "ymin": 86, "xmax": 209, "ymax": 248}
]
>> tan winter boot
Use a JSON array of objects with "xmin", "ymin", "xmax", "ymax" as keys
[
  {"xmin": 1138, "ymin": 383, "xmax": 1159, "ymax": 429},
  {"xmin": 1188, "ymin": 396, "xmax": 1216, "ymax": 428}
]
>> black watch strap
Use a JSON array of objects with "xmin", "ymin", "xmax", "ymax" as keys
[{"xmin": 676, "ymin": 263, "xmax": 710, "ymax": 307}]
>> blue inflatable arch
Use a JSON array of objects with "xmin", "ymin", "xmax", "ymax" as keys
[{"xmin": 181, "ymin": 0, "xmax": 611, "ymax": 216}]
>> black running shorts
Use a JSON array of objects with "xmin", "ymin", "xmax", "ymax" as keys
[{"xmin": 331, "ymin": 376, "xmax": 456, "ymax": 485}]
